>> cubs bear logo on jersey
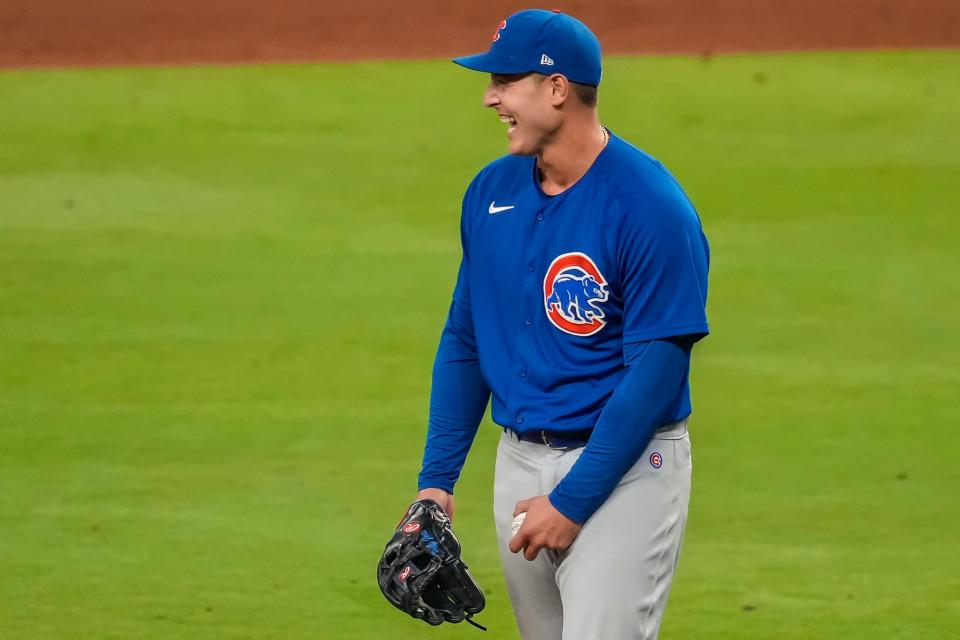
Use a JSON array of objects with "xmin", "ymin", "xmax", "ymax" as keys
[{"xmin": 543, "ymin": 252, "xmax": 609, "ymax": 336}]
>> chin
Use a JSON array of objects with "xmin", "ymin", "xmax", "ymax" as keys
[{"xmin": 507, "ymin": 136, "xmax": 534, "ymax": 157}]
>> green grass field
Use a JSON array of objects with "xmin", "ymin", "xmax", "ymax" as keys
[{"xmin": 1, "ymin": 49, "xmax": 958, "ymax": 639}]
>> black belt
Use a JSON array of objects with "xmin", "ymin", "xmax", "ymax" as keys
[{"xmin": 508, "ymin": 427, "xmax": 593, "ymax": 449}]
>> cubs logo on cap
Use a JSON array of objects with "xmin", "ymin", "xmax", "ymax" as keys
[
  {"xmin": 543, "ymin": 252, "xmax": 609, "ymax": 336},
  {"xmin": 491, "ymin": 19, "xmax": 506, "ymax": 42}
]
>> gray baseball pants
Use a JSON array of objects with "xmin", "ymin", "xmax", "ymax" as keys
[{"xmin": 493, "ymin": 419, "xmax": 691, "ymax": 640}]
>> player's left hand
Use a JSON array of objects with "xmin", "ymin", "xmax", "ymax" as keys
[{"xmin": 508, "ymin": 495, "xmax": 581, "ymax": 561}]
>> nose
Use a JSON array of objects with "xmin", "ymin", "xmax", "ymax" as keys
[{"xmin": 483, "ymin": 82, "xmax": 499, "ymax": 108}]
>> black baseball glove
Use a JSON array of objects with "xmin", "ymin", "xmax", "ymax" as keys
[{"xmin": 377, "ymin": 499, "xmax": 486, "ymax": 630}]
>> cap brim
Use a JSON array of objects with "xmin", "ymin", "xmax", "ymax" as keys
[{"xmin": 452, "ymin": 52, "xmax": 531, "ymax": 75}]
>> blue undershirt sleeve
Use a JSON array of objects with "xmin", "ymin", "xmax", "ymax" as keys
[
  {"xmin": 417, "ymin": 200, "xmax": 491, "ymax": 493},
  {"xmin": 547, "ymin": 338, "xmax": 692, "ymax": 524}
]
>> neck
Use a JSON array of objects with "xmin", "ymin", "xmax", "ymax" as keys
[{"xmin": 537, "ymin": 113, "xmax": 606, "ymax": 196}]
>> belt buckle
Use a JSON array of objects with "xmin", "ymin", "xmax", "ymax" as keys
[{"xmin": 541, "ymin": 431, "xmax": 561, "ymax": 448}]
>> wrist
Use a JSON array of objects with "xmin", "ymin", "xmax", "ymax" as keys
[{"xmin": 547, "ymin": 489, "xmax": 586, "ymax": 526}]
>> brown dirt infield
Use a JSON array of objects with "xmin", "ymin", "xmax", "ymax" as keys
[{"xmin": 1, "ymin": 0, "xmax": 958, "ymax": 69}]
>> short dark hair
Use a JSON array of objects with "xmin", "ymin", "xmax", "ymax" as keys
[
  {"xmin": 571, "ymin": 82, "xmax": 598, "ymax": 107},
  {"xmin": 533, "ymin": 73, "xmax": 599, "ymax": 107}
]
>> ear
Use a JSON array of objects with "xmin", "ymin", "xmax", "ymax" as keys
[{"xmin": 547, "ymin": 74, "xmax": 570, "ymax": 107}]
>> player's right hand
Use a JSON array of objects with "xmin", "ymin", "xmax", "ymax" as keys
[{"xmin": 416, "ymin": 488, "xmax": 456, "ymax": 522}]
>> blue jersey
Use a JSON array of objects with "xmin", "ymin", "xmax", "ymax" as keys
[{"xmin": 419, "ymin": 131, "xmax": 710, "ymax": 518}]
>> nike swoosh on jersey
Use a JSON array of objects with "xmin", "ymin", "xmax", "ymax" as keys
[{"xmin": 488, "ymin": 202, "xmax": 516, "ymax": 215}]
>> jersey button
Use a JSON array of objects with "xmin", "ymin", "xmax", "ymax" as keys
[
  {"xmin": 518, "ymin": 368, "xmax": 527, "ymax": 378},
  {"xmin": 536, "ymin": 213, "xmax": 544, "ymax": 221},
  {"xmin": 516, "ymin": 414, "xmax": 524, "ymax": 424},
  {"xmin": 524, "ymin": 317, "xmax": 533, "ymax": 326},
  {"xmin": 528, "ymin": 263, "xmax": 535, "ymax": 272}
]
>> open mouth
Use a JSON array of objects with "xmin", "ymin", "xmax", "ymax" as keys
[{"xmin": 499, "ymin": 114, "xmax": 517, "ymax": 134}]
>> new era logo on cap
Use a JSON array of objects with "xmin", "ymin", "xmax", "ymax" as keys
[{"xmin": 540, "ymin": 54, "xmax": 554, "ymax": 66}]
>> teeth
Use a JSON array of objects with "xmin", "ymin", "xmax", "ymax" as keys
[{"xmin": 499, "ymin": 115, "xmax": 517, "ymax": 126}]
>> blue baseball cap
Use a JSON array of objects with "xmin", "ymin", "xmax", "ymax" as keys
[{"xmin": 453, "ymin": 9, "xmax": 602, "ymax": 87}]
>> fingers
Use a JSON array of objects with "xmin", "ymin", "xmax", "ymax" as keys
[
  {"xmin": 507, "ymin": 520, "xmax": 546, "ymax": 561},
  {"xmin": 510, "ymin": 497, "xmax": 536, "ymax": 559},
  {"xmin": 509, "ymin": 529, "xmax": 543, "ymax": 561},
  {"xmin": 523, "ymin": 540, "xmax": 544, "ymax": 562},
  {"xmin": 508, "ymin": 528, "xmax": 525, "ymax": 554},
  {"xmin": 507, "ymin": 495, "xmax": 581, "ymax": 562}
]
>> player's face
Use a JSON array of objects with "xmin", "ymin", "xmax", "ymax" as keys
[{"xmin": 484, "ymin": 73, "xmax": 560, "ymax": 156}]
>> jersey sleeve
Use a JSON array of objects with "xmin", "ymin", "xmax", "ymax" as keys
[{"xmin": 617, "ymin": 177, "xmax": 710, "ymax": 344}]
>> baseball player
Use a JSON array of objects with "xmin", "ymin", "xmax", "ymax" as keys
[{"xmin": 413, "ymin": 9, "xmax": 710, "ymax": 639}]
